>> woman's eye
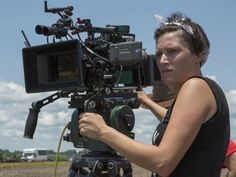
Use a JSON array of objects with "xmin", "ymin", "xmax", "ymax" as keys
[
  {"xmin": 166, "ymin": 49, "xmax": 179, "ymax": 57},
  {"xmin": 169, "ymin": 49, "xmax": 179, "ymax": 54}
]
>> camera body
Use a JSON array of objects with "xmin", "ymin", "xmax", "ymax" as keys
[{"xmin": 22, "ymin": 38, "xmax": 160, "ymax": 94}]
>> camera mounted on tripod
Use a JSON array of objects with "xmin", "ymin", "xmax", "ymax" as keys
[{"xmin": 22, "ymin": 1, "xmax": 160, "ymax": 176}]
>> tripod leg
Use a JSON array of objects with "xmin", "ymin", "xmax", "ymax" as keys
[
  {"xmin": 68, "ymin": 164, "xmax": 79, "ymax": 177},
  {"xmin": 69, "ymin": 157, "xmax": 92, "ymax": 177},
  {"xmin": 107, "ymin": 160, "xmax": 133, "ymax": 177},
  {"xmin": 68, "ymin": 166, "xmax": 91, "ymax": 177}
]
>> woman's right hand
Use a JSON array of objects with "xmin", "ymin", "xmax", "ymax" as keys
[
  {"xmin": 137, "ymin": 88, "xmax": 168, "ymax": 121},
  {"xmin": 137, "ymin": 89, "xmax": 152, "ymax": 109}
]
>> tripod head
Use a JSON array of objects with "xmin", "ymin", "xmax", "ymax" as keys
[{"xmin": 24, "ymin": 87, "xmax": 139, "ymax": 153}]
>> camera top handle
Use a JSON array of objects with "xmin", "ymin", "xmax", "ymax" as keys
[{"xmin": 44, "ymin": 1, "xmax": 73, "ymax": 14}]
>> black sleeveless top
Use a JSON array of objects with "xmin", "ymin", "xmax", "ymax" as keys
[{"xmin": 152, "ymin": 77, "xmax": 230, "ymax": 177}]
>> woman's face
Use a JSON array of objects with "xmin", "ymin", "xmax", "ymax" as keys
[{"xmin": 156, "ymin": 31, "xmax": 201, "ymax": 87}]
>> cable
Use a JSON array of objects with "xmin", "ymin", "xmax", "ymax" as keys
[
  {"xmin": 53, "ymin": 121, "xmax": 71, "ymax": 177},
  {"xmin": 76, "ymin": 34, "xmax": 110, "ymax": 62},
  {"xmin": 113, "ymin": 65, "xmax": 123, "ymax": 86}
]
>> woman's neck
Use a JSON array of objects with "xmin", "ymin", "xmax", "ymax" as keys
[{"xmin": 168, "ymin": 70, "xmax": 203, "ymax": 95}]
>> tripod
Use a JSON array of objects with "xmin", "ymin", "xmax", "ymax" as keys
[
  {"xmin": 68, "ymin": 152, "xmax": 133, "ymax": 177},
  {"xmin": 65, "ymin": 92, "xmax": 139, "ymax": 177}
]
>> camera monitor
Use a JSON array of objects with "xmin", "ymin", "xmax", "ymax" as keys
[{"xmin": 22, "ymin": 39, "xmax": 84, "ymax": 93}]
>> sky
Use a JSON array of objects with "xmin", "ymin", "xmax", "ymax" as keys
[{"xmin": 0, "ymin": 0, "xmax": 236, "ymax": 152}]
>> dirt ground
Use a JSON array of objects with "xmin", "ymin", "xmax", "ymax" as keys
[
  {"xmin": 0, "ymin": 162, "xmax": 228, "ymax": 177},
  {"xmin": 0, "ymin": 162, "xmax": 149, "ymax": 177}
]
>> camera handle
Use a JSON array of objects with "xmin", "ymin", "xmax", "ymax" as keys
[
  {"xmin": 23, "ymin": 90, "xmax": 71, "ymax": 139},
  {"xmin": 44, "ymin": 1, "xmax": 73, "ymax": 14}
]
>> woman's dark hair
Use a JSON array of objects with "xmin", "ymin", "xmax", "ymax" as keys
[{"xmin": 154, "ymin": 12, "xmax": 210, "ymax": 66}]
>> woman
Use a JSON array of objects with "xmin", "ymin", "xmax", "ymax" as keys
[{"xmin": 79, "ymin": 12, "xmax": 230, "ymax": 177}]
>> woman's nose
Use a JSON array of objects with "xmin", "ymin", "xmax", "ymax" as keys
[{"xmin": 159, "ymin": 53, "xmax": 169, "ymax": 63}]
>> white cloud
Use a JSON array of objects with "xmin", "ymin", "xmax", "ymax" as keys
[
  {"xmin": 0, "ymin": 81, "xmax": 32, "ymax": 103},
  {"xmin": 0, "ymin": 110, "xmax": 9, "ymax": 122},
  {"xmin": 39, "ymin": 110, "xmax": 71, "ymax": 126},
  {"xmin": 133, "ymin": 108, "xmax": 159, "ymax": 144},
  {"xmin": 227, "ymin": 90, "xmax": 236, "ymax": 112},
  {"xmin": 226, "ymin": 90, "xmax": 236, "ymax": 141},
  {"xmin": 0, "ymin": 81, "xmax": 72, "ymax": 151}
]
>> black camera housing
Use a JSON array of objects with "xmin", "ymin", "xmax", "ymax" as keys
[
  {"xmin": 22, "ymin": 39, "xmax": 160, "ymax": 93},
  {"xmin": 23, "ymin": 40, "xmax": 85, "ymax": 93}
]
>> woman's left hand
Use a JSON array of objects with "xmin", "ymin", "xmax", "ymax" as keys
[{"xmin": 78, "ymin": 112, "xmax": 107, "ymax": 140}]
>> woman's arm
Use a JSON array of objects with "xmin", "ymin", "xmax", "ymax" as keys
[
  {"xmin": 79, "ymin": 78, "xmax": 217, "ymax": 176},
  {"xmin": 137, "ymin": 90, "xmax": 168, "ymax": 121},
  {"xmin": 224, "ymin": 152, "xmax": 236, "ymax": 177}
]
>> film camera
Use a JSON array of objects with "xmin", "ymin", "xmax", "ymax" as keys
[{"xmin": 22, "ymin": 1, "xmax": 160, "ymax": 177}]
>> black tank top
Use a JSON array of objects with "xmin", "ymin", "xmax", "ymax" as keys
[{"xmin": 152, "ymin": 77, "xmax": 230, "ymax": 177}]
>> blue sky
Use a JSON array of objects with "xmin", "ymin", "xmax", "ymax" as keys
[{"xmin": 0, "ymin": 0, "xmax": 236, "ymax": 151}]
